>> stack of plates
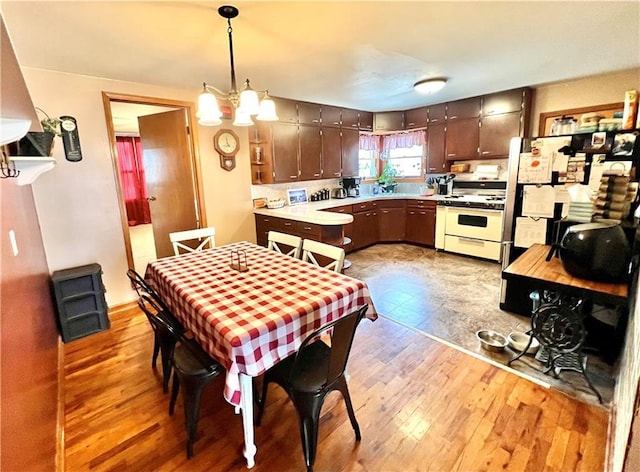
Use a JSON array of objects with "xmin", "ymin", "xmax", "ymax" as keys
[
  {"xmin": 567, "ymin": 201, "xmax": 594, "ymax": 223},
  {"xmin": 594, "ymin": 175, "xmax": 635, "ymax": 223}
]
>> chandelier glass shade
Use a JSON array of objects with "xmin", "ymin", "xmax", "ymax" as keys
[{"xmin": 196, "ymin": 5, "xmax": 278, "ymax": 127}]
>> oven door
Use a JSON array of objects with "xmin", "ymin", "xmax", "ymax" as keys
[{"xmin": 444, "ymin": 207, "xmax": 503, "ymax": 242}]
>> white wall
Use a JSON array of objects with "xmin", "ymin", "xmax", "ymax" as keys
[
  {"xmin": 22, "ymin": 67, "xmax": 255, "ymax": 307},
  {"xmin": 531, "ymin": 67, "xmax": 640, "ymax": 136}
]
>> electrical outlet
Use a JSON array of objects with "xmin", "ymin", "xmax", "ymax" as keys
[{"xmin": 9, "ymin": 230, "xmax": 18, "ymax": 256}]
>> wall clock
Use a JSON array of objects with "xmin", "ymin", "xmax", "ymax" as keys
[{"xmin": 214, "ymin": 129, "xmax": 239, "ymax": 171}]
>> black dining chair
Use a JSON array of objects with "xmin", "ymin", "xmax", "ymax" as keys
[
  {"xmin": 168, "ymin": 338, "xmax": 224, "ymax": 459},
  {"xmin": 255, "ymin": 305, "xmax": 368, "ymax": 472},
  {"xmin": 136, "ymin": 291, "xmax": 186, "ymax": 393}
]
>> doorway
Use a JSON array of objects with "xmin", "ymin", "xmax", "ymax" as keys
[{"xmin": 102, "ymin": 92, "xmax": 206, "ymax": 272}]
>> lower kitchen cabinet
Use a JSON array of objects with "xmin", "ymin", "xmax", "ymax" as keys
[
  {"xmin": 378, "ymin": 200, "xmax": 406, "ymax": 242},
  {"xmin": 352, "ymin": 210, "xmax": 378, "ymax": 250},
  {"xmin": 254, "ymin": 214, "xmax": 342, "ymax": 247},
  {"xmin": 405, "ymin": 200, "xmax": 436, "ymax": 246}
]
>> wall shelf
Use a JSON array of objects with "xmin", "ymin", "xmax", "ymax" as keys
[{"xmin": 8, "ymin": 156, "xmax": 56, "ymax": 185}]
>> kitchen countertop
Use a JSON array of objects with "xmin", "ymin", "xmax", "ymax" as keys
[{"xmin": 253, "ymin": 193, "xmax": 445, "ymax": 225}]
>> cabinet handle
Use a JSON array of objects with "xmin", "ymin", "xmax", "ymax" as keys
[
  {"xmin": 290, "ymin": 175, "xmax": 297, "ymax": 179},
  {"xmin": 351, "ymin": 124, "xmax": 358, "ymax": 127},
  {"xmin": 382, "ymin": 210, "xmax": 389, "ymax": 214},
  {"xmin": 303, "ymin": 226, "xmax": 311, "ymax": 231},
  {"xmin": 447, "ymin": 153, "xmax": 456, "ymax": 157},
  {"xmin": 312, "ymin": 119, "xmax": 319, "ymax": 123},
  {"xmin": 314, "ymin": 173, "xmax": 320, "ymax": 176},
  {"xmin": 407, "ymin": 122, "xmax": 415, "ymax": 126},
  {"xmin": 449, "ymin": 115, "xmax": 458, "ymax": 119},
  {"xmin": 334, "ymin": 172, "xmax": 341, "ymax": 176},
  {"xmin": 408, "ymin": 211, "xmax": 415, "ymax": 215},
  {"xmin": 428, "ymin": 167, "xmax": 436, "ymax": 171},
  {"xmin": 284, "ymin": 222, "xmax": 293, "ymax": 227},
  {"xmin": 481, "ymin": 151, "xmax": 491, "ymax": 155},
  {"xmin": 430, "ymin": 118, "xmax": 439, "ymax": 123}
]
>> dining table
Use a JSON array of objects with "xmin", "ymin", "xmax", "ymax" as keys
[{"xmin": 144, "ymin": 241, "xmax": 377, "ymax": 468}]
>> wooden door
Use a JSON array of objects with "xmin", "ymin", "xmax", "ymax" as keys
[
  {"xmin": 446, "ymin": 119, "xmax": 479, "ymax": 160},
  {"xmin": 299, "ymin": 125, "xmax": 322, "ymax": 180},
  {"xmin": 426, "ymin": 123, "xmax": 446, "ymax": 172},
  {"xmin": 341, "ymin": 127, "xmax": 360, "ymax": 177},
  {"xmin": 322, "ymin": 127, "xmax": 342, "ymax": 178},
  {"xmin": 139, "ymin": 109, "xmax": 198, "ymax": 258},
  {"xmin": 479, "ymin": 112, "xmax": 522, "ymax": 158},
  {"xmin": 272, "ymin": 123, "xmax": 299, "ymax": 182}
]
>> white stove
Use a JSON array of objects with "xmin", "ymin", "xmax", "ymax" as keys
[{"xmin": 435, "ymin": 181, "xmax": 507, "ymax": 261}]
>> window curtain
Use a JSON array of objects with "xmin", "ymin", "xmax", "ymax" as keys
[
  {"xmin": 359, "ymin": 133, "xmax": 380, "ymax": 151},
  {"xmin": 381, "ymin": 130, "xmax": 426, "ymax": 152},
  {"xmin": 116, "ymin": 136, "xmax": 151, "ymax": 226}
]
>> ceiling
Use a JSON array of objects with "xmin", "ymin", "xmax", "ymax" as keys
[{"xmin": 1, "ymin": 1, "xmax": 639, "ymax": 113}]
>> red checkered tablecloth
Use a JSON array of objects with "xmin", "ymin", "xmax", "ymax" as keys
[{"xmin": 145, "ymin": 241, "xmax": 377, "ymax": 406}]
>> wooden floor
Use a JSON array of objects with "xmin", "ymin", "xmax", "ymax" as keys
[{"xmin": 63, "ymin": 307, "xmax": 609, "ymax": 472}]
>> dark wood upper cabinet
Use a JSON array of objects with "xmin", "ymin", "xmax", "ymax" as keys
[
  {"xmin": 374, "ymin": 111, "xmax": 404, "ymax": 131},
  {"xmin": 482, "ymin": 88, "xmax": 525, "ymax": 116},
  {"xmin": 446, "ymin": 97, "xmax": 481, "ymax": 121},
  {"xmin": 426, "ymin": 123, "xmax": 446, "ymax": 172},
  {"xmin": 322, "ymin": 126, "xmax": 342, "ymax": 178},
  {"xmin": 341, "ymin": 108, "xmax": 360, "ymax": 129},
  {"xmin": 271, "ymin": 122, "xmax": 299, "ymax": 182},
  {"xmin": 299, "ymin": 125, "xmax": 322, "ymax": 180},
  {"xmin": 297, "ymin": 101, "xmax": 321, "ymax": 125},
  {"xmin": 404, "ymin": 107, "xmax": 428, "ymax": 129},
  {"xmin": 479, "ymin": 112, "xmax": 522, "ymax": 158},
  {"xmin": 428, "ymin": 104, "xmax": 446, "ymax": 124},
  {"xmin": 273, "ymin": 97, "xmax": 298, "ymax": 124},
  {"xmin": 341, "ymin": 127, "xmax": 360, "ymax": 178},
  {"xmin": 359, "ymin": 111, "xmax": 374, "ymax": 131},
  {"xmin": 446, "ymin": 119, "xmax": 479, "ymax": 160},
  {"xmin": 321, "ymin": 105, "xmax": 342, "ymax": 128}
]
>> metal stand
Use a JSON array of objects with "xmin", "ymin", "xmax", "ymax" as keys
[{"xmin": 508, "ymin": 291, "xmax": 603, "ymax": 403}]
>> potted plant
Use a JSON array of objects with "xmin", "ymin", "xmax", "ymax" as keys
[
  {"xmin": 378, "ymin": 162, "xmax": 398, "ymax": 193},
  {"xmin": 15, "ymin": 108, "xmax": 61, "ymax": 156}
]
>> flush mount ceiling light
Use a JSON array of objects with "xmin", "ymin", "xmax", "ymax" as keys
[
  {"xmin": 197, "ymin": 5, "xmax": 278, "ymax": 127},
  {"xmin": 413, "ymin": 78, "xmax": 448, "ymax": 94}
]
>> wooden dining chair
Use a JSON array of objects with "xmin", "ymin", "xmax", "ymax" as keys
[
  {"xmin": 267, "ymin": 231, "xmax": 303, "ymax": 258},
  {"xmin": 169, "ymin": 227, "xmax": 216, "ymax": 255},
  {"xmin": 256, "ymin": 305, "xmax": 368, "ymax": 472},
  {"xmin": 301, "ymin": 239, "xmax": 345, "ymax": 273}
]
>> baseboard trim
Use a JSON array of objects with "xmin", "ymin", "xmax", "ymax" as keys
[{"xmin": 108, "ymin": 300, "xmax": 138, "ymax": 316}]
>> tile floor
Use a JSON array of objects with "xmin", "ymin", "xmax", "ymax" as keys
[{"xmin": 346, "ymin": 243, "xmax": 615, "ymax": 408}]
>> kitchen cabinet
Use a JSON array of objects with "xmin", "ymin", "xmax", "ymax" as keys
[
  {"xmin": 299, "ymin": 124, "xmax": 322, "ymax": 180},
  {"xmin": 428, "ymin": 104, "xmax": 446, "ymax": 124},
  {"xmin": 404, "ymin": 107, "xmax": 428, "ymax": 129},
  {"xmin": 272, "ymin": 122, "xmax": 300, "ymax": 182},
  {"xmin": 322, "ymin": 126, "xmax": 342, "ymax": 178},
  {"xmin": 273, "ymin": 97, "xmax": 298, "ymax": 124},
  {"xmin": 323, "ymin": 204, "xmax": 354, "ymax": 252},
  {"xmin": 341, "ymin": 127, "xmax": 360, "ymax": 177},
  {"xmin": 351, "ymin": 201, "xmax": 378, "ymax": 250},
  {"xmin": 446, "ymin": 97, "xmax": 481, "ymax": 121},
  {"xmin": 359, "ymin": 111, "xmax": 374, "ymax": 131},
  {"xmin": 405, "ymin": 200, "xmax": 436, "ymax": 246},
  {"xmin": 378, "ymin": 200, "xmax": 406, "ymax": 241},
  {"xmin": 341, "ymin": 108, "xmax": 360, "ymax": 129},
  {"xmin": 426, "ymin": 123, "xmax": 446, "ymax": 172},
  {"xmin": 254, "ymin": 214, "xmax": 342, "ymax": 247},
  {"xmin": 321, "ymin": 105, "xmax": 341, "ymax": 128},
  {"xmin": 374, "ymin": 111, "xmax": 404, "ymax": 131},
  {"xmin": 482, "ymin": 88, "xmax": 525, "ymax": 116},
  {"xmin": 446, "ymin": 119, "xmax": 479, "ymax": 160},
  {"xmin": 297, "ymin": 101, "xmax": 321, "ymax": 125},
  {"xmin": 479, "ymin": 112, "xmax": 522, "ymax": 158}
]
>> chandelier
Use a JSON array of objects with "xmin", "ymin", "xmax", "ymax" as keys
[{"xmin": 197, "ymin": 5, "xmax": 278, "ymax": 127}]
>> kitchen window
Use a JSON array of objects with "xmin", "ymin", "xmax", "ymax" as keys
[
  {"xmin": 359, "ymin": 134, "xmax": 380, "ymax": 179},
  {"xmin": 382, "ymin": 145, "xmax": 423, "ymax": 178}
]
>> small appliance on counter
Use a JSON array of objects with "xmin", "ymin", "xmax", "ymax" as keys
[
  {"xmin": 341, "ymin": 177, "xmax": 360, "ymax": 197},
  {"xmin": 331, "ymin": 187, "xmax": 347, "ymax": 199}
]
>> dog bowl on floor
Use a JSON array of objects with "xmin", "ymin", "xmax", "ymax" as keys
[
  {"xmin": 476, "ymin": 330, "xmax": 507, "ymax": 352},
  {"xmin": 507, "ymin": 331, "xmax": 540, "ymax": 354}
]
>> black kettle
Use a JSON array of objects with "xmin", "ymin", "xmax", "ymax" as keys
[{"xmin": 557, "ymin": 222, "xmax": 631, "ymax": 283}]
